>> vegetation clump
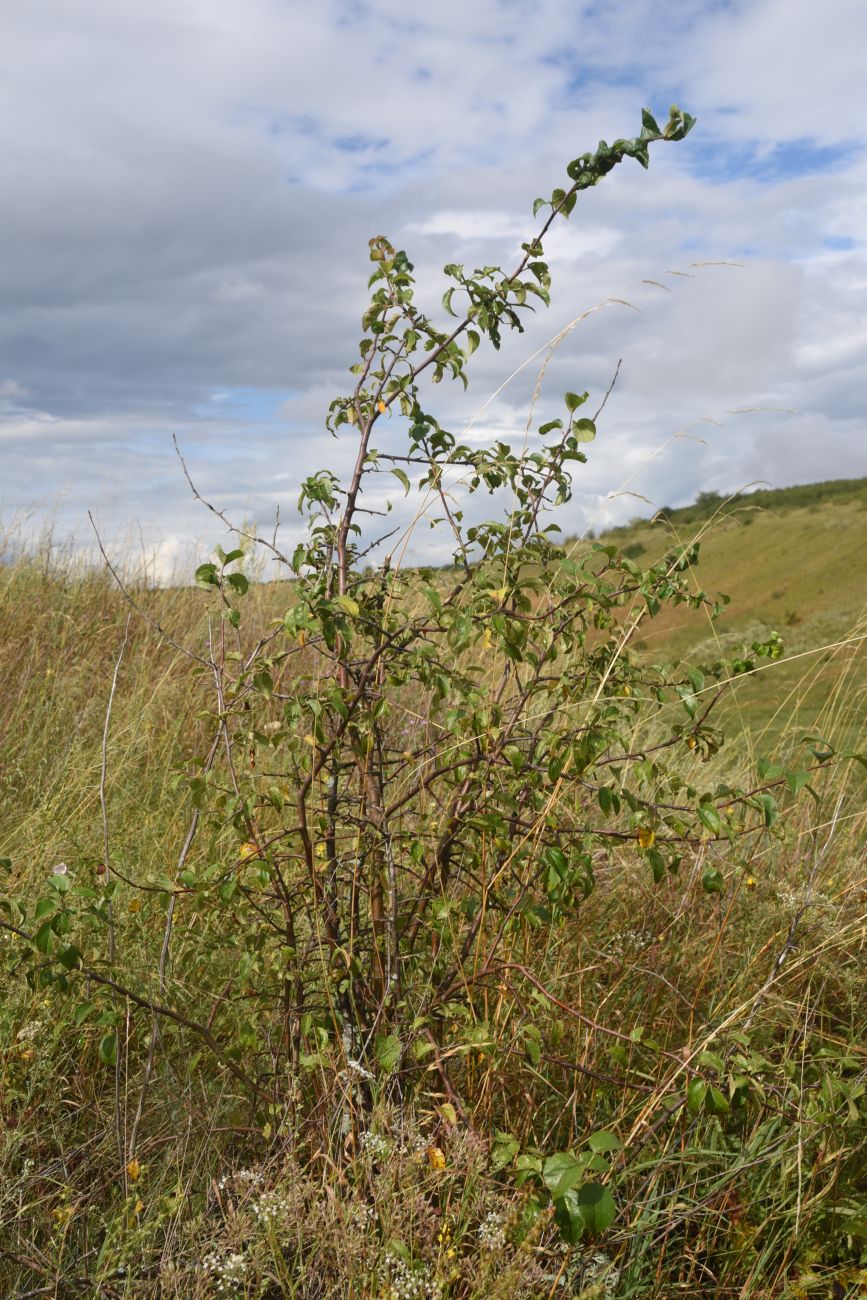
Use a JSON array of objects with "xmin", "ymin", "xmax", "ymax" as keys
[{"xmin": 1, "ymin": 106, "xmax": 865, "ymax": 1297}]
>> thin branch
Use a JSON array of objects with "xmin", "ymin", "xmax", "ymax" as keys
[{"xmin": 88, "ymin": 513, "xmax": 211, "ymax": 667}]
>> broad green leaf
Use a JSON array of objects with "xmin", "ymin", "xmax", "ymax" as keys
[
  {"xmin": 706, "ymin": 1084, "xmax": 730, "ymax": 1115},
  {"xmin": 698, "ymin": 804, "xmax": 722, "ymax": 835},
  {"xmin": 686, "ymin": 1078, "xmax": 707, "ymax": 1114},
  {"xmin": 575, "ymin": 1182, "xmax": 616, "ymax": 1233},
  {"xmin": 543, "ymin": 1150, "xmax": 588, "ymax": 1200},
  {"xmin": 491, "ymin": 1131, "xmax": 520, "ymax": 1170},
  {"xmin": 99, "ymin": 1032, "xmax": 117, "ymax": 1067},
  {"xmin": 195, "ymin": 563, "xmax": 218, "ymax": 589},
  {"xmin": 588, "ymin": 1130, "xmax": 622, "ymax": 1154},
  {"xmin": 375, "ymin": 1033, "xmax": 402, "ymax": 1072},
  {"xmin": 702, "ymin": 868, "xmax": 724, "ymax": 894}
]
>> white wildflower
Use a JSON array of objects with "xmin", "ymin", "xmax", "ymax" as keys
[
  {"xmin": 379, "ymin": 1251, "xmax": 443, "ymax": 1300},
  {"xmin": 360, "ymin": 1130, "xmax": 390, "ymax": 1160},
  {"xmin": 202, "ymin": 1251, "xmax": 247, "ymax": 1293},
  {"xmin": 478, "ymin": 1209, "xmax": 507, "ymax": 1252},
  {"xmin": 251, "ymin": 1187, "xmax": 290, "ymax": 1227}
]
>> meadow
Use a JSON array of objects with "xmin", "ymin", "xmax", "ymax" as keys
[{"xmin": 0, "ymin": 478, "xmax": 864, "ymax": 1298}]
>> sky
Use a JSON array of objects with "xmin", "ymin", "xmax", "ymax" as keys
[{"xmin": 1, "ymin": 0, "xmax": 866, "ymax": 580}]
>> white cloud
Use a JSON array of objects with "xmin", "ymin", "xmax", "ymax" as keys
[{"xmin": 0, "ymin": 0, "xmax": 865, "ymax": 573}]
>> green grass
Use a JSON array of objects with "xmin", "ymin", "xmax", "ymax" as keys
[{"xmin": 585, "ymin": 489, "xmax": 867, "ymax": 756}]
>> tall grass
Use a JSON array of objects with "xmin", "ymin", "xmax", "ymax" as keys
[{"xmin": 0, "ymin": 529, "xmax": 864, "ymax": 1298}]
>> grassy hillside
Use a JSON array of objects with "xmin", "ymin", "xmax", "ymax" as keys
[{"xmin": 584, "ymin": 482, "xmax": 867, "ymax": 758}]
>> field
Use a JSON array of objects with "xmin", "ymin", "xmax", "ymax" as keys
[{"xmin": 0, "ymin": 479, "xmax": 865, "ymax": 1298}]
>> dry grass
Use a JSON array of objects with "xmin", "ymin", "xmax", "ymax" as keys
[{"xmin": 0, "ymin": 521, "xmax": 865, "ymax": 1298}]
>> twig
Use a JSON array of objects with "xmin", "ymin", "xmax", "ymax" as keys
[
  {"xmin": 0, "ymin": 913, "xmax": 268, "ymax": 1101},
  {"xmin": 173, "ymin": 434, "xmax": 293, "ymax": 567},
  {"xmin": 98, "ymin": 612, "xmax": 131, "ymax": 1184},
  {"xmin": 88, "ymin": 512, "xmax": 211, "ymax": 666}
]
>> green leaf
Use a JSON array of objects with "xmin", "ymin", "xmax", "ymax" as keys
[
  {"xmin": 226, "ymin": 572, "xmax": 249, "ymax": 597},
  {"xmin": 572, "ymin": 418, "xmax": 596, "ymax": 443},
  {"xmin": 785, "ymin": 769, "xmax": 811, "ymax": 796},
  {"xmin": 543, "ymin": 1150, "xmax": 588, "ymax": 1200},
  {"xmin": 253, "ymin": 669, "xmax": 273, "ymax": 698},
  {"xmin": 195, "ymin": 563, "xmax": 219, "ymax": 589},
  {"xmin": 491, "ymin": 1131, "xmax": 520, "ymax": 1171},
  {"xmin": 706, "ymin": 1084, "xmax": 730, "ymax": 1115},
  {"xmin": 390, "ymin": 467, "xmax": 411, "ymax": 496},
  {"xmin": 99, "ymin": 1032, "xmax": 117, "ymax": 1066},
  {"xmin": 74, "ymin": 1001, "xmax": 95, "ymax": 1026},
  {"xmin": 588, "ymin": 1130, "xmax": 622, "ymax": 1154},
  {"xmin": 375, "ymin": 1033, "xmax": 402, "ymax": 1072},
  {"xmin": 565, "ymin": 390, "xmax": 588, "ymax": 412},
  {"xmin": 698, "ymin": 804, "xmax": 722, "ymax": 835},
  {"xmin": 33, "ymin": 920, "xmax": 55, "ymax": 955},
  {"xmin": 574, "ymin": 1182, "xmax": 616, "ymax": 1234},
  {"xmin": 702, "ymin": 868, "xmax": 724, "ymax": 894},
  {"xmin": 686, "ymin": 1078, "xmax": 707, "ymax": 1114}
]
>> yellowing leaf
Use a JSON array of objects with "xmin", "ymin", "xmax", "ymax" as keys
[
  {"xmin": 334, "ymin": 594, "xmax": 360, "ymax": 618},
  {"xmin": 239, "ymin": 842, "xmax": 259, "ymax": 861},
  {"xmin": 127, "ymin": 898, "xmax": 141, "ymax": 914},
  {"xmin": 637, "ymin": 827, "xmax": 655, "ymax": 850},
  {"xmin": 126, "ymin": 1159, "xmax": 141, "ymax": 1183},
  {"xmin": 427, "ymin": 1145, "xmax": 446, "ymax": 1171}
]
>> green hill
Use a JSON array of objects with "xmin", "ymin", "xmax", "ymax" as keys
[{"xmin": 581, "ymin": 478, "xmax": 867, "ymax": 757}]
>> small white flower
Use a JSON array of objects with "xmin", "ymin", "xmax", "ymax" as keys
[
  {"xmin": 360, "ymin": 1130, "xmax": 390, "ymax": 1160},
  {"xmin": 202, "ymin": 1251, "xmax": 247, "ymax": 1293},
  {"xmin": 52, "ymin": 862, "xmax": 69, "ymax": 876},
  {"xmin": 251, "ymin": 1187, "xmax": 291, "ymax": 1227},
  {"xmin": 478, "ymin": 1209, "xmax": 507, "ymax": 1252}
]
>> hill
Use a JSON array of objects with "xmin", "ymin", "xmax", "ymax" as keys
[{"xmin": 577, "ymin": 479, "xmax": 867, "ymax": 757}]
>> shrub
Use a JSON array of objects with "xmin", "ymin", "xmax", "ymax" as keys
[{"xmin": 4, "ymin": 106, "xmax": 859, "ymax": 1288}]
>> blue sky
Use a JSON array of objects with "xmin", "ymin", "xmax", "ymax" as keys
[{"xmin": 1, "ymin": 0, "xmax": 865, "ymax": 578}]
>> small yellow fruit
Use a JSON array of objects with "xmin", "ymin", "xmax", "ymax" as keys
[
  {"xmin": 427, "ymin": 1146, "xmax": 446, "ymax": 1171},
  {"xmin": 126, "ymin": 1159, "xmax": 141, "ymax": 1182},
  {"xmin": 127, "ymin": 898, "xmax": 141, "ymax": 914}
]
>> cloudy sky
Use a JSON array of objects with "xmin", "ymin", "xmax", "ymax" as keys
[{"xmin": 2, "ymin": 0, "xmax": 865, "ymax": 578}]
